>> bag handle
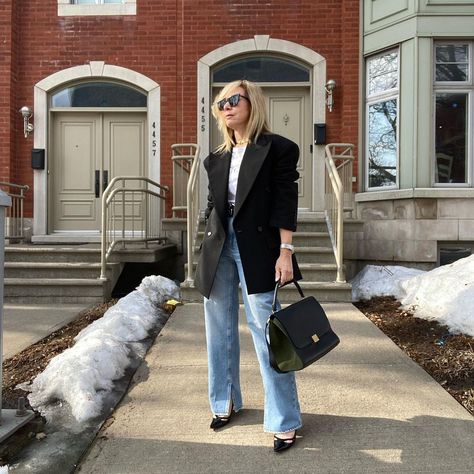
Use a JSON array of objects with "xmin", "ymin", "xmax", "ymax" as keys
[{"xmin": 271, "ymin": 280, "xmax": 305, "ymax": 313}]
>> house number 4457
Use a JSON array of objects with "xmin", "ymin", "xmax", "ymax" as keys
[{"xmin": 151, "ymin": 121, "xmax": 157, "ymax": 156}]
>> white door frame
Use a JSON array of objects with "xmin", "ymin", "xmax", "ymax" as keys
[
  {"xmin": 197, "ymin": 35, "xmax": 327, "ymax": 212},
  {"xmin": 33, "ymin": 61, "xmax": 160, "ymax": 236}
]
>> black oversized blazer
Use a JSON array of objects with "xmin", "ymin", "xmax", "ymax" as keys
[{"xmin": 194, "ymin": 133, "xmax": 302, "ymax": 299}]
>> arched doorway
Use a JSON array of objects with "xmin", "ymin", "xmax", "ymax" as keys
[
  {"xmin": 211, "ymin": 55, "xmax": 312, "ymax": 209},
  {"xmin": 33, "ymin": 62, "xmax": 160, "ymax": 238},
  {"xmin": 198, "ymin": 35, "xmax": 327, "ymax": 213},
  {"xmin": 49, "ymin": 81, "xmax": 147, "ymax": 232}
]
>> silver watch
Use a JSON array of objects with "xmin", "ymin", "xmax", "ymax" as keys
[{"xmin": 280, "ymin": 243, "xmax": 295, "ymax": 254}]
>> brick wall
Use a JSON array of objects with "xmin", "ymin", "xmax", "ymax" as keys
[
  {"xmin": 0, "ymin": 1, "xmax": 14, "ymax": 184},
  {"xmin": 1, "ymin": 0, "xmax": 359, "ymax": 218}
]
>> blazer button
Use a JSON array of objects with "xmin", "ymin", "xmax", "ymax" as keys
[
  {"xmin": 257, "ymin": 226, "xmax": 263, "ymax": 232},
  {"xmin": 207, "ymin": 231, "xmax": 212, "ymax": 236}
]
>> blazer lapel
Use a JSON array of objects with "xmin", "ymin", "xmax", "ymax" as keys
[
  {"xmin": 234, "ymin": 136, "xmax": 272, "ymax": 217},
  {"xmin": 207, "ymin": 150, "xmax": 231, "ymax": 227}
]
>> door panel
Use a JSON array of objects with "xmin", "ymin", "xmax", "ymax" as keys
[
  {"xmin": 104, "ymin": 114, "xmax": 147, "ymax": 230},
  {"xmin": 50, "ymin": 112, "xmax": 146, "ymax": 232},
  {"xmin": 211, "ymin": 86, "xmax": 312, "ymax": 209},
  {"xmin": 104, "ymin": 114, "xmax": 145, "ymax": 177},
  {"xmin": 267, "ymin": 88, "xmax": 312, "ymax": 210},
  {"xmin": 51, "ymin": 113, "xmax": 101, "ymax": 231}
]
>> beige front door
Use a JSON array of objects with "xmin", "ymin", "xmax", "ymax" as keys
[
  {"xmin": 211, "ymin": 87, "xmax": 312, "ymax": 210},
  {"xmin": 265, "ymin": 87, "xmax": 312, "ymax": 210},
  {"xmin": 50, "ymin": 112, "xmax": 146, "ymax": 232}
]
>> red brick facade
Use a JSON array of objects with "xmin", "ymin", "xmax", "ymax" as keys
[{"xmin": 0, "ymin": 0, "xmax": 359, "ymax": 219}]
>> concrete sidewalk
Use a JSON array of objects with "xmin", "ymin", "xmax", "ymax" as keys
[
  {"xmin": 78, "ymin": 303, "xmax": 474, "ymax": 473},
  {"xmin": 2, "ymin": 303, "xmax": 90, "ymax": 359}
]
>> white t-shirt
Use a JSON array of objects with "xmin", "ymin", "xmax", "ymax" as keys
[{"xmin": 227, "ymin": 145, "xmax": 246, "ymax": 204}]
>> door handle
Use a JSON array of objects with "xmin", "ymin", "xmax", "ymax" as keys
[
  {"xmin": 103, "ymin": 170, "xmax": 109, "ymax": 192},
  {"xmin": 95, "ymin": 170, "xmax": 100, "ymax": 198}
]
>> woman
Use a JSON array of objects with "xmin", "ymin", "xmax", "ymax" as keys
[{"xmin": 195, "ymin": 80, "xmax": 302, "ymax": 452}]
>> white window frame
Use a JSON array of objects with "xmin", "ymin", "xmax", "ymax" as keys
[
  {"xmin": 433, "ymin": 41, "xmax": 473, "ymax": 187},
  {"xmin": 365, "ymin": 48, "xmax": 400, "ymax": 191},
  {"xmin": 58, "ymin": 0, "xmax": 136, "ymax": 17}
]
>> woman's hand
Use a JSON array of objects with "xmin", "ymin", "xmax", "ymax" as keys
[
  {"xmin": 275, "ymin": 249, "xmax": 293, "ymax": 285},
  {"xmin": 276, "ymin": 228, "xmax": 294, "ymax": 285}
]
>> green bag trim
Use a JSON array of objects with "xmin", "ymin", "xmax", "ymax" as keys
[{"xmin": 268, "ymin": 318, "xmax": 304, "ymax": 372}]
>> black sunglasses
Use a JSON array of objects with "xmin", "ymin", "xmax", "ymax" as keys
[{"xmin": 216, "ymin": 93, "xmax": 250, "ymax": 111}]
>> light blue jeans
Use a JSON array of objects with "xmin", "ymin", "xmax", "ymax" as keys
[{"xmin": 204, "ymin": 218, "xmax": 302, "ymax": 433}]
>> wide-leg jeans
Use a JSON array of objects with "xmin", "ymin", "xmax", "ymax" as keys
[{"xmin": 204, "ymin": 218, "xmax": 302, "ymax": 433}]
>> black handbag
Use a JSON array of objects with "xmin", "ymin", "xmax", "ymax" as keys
[{"xmin": 266, "ymin": 281, "xmax": 340, "ymax": 373}]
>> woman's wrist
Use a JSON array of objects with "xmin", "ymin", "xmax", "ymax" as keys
[{"xmin": 280, "ymin": 243, "xmax": 294, "ymax": 254}]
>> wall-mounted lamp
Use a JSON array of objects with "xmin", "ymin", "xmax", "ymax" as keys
[
  {"xmin": 19, "ymin": 106, "xmax": 34, "ymax": 138},
  {"xmin": 325, "ymin": 79, "xmax": 336, "ymax": 113}
]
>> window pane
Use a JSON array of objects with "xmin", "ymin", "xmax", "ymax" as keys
[
  {"xmin": 367, "ymin": 52, "xmax": 398, "ymax": 96},
  {"xmin": 435, "ymin": 93, "xmax": 468, "ymax": 184},
  {"xmin": 213, "ymin": 57, "xmax": 310, "ymax": 83},
  {"xmin": 368, "ymin": 99, "xmax": 397, "ymax": 188},
  {"xmin": 436, "ymin": 63, "xmax": 468, "ymax": 82},
  {"xmin": 436, "ymin": 44, "xmax": 468, "ymax": 63},
  {"xmin": 435, "ymin": 44, "xmax": 469, "ymax": 82},
  {"xmin": 51, "ymin": 82, "xmax": 146, "ymax": 107}
]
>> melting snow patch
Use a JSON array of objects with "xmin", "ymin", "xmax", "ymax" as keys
[
  {"xmin": 18, "ymin": 275, "xmax": 180, "ymax": 424},
  {"xmin": 351, "ymin": 255, "xmax": 474, "ymax": 337}
]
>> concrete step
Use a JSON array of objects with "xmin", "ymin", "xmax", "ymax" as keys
[
  {"xmin": 5, "ymin": 246, "xmax": 101, "ymax": 263},
  {"xmin": 297, "ymin": 217, "xmax": 364, "ymax": 233},
  {"xmin": 161, "ymin": 217, "xmax": 187, "ymax": 232},
  {"xmin": 180, "ymin": 280, "xmax": 352, "ymax": 303},
  {"xmin": 4, "ymin": 278, "xmax": 108, "ymax": 304},
  {"xmin": 298, "ymin": 263, "xmax": 338, "ymax": 281},
  {"xmin": 195, "ymin": 231, "xmax": 332, "ymax": 248},
  {"xmin": 4, "ymin": 262, "xmax": 122, "ymax": 280},
  {"xmin": 184, "ymin": 262, "xmax": 339, "ymax": 283},
  {"xmin": 293, "ymin": 246, "xmax": 336, "ymax": 263},
  {"xmin": 3, "ymin": 242, "xmax": 176, "ymax": 304},
  {"xmin": 5, "ymin": 243, "xmax": 177, "ymax": 264},
  {"xmin": 191, "ymin": 246, "xmax": 336, "ymax": 264}
]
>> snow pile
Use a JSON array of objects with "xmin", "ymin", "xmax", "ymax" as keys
[
  {"xmin": 19, "ymin": 275, "xmax": 180, "ymax": 423},
  {"xmin": 351, "ymin": 265, "xmax": 425, "ymax": 301},
  {"xmin": 351, "ymin": 255, "xmax": 474, "ymax": 337}
]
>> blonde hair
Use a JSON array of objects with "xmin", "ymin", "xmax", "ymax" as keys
[{"xmin": 212, "ymin": 80, "xmax": 271, "ymax": 153}]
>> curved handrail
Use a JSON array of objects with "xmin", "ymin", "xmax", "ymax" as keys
[
  {"xmin": 171, "ymin": 144, "xmax": 200, "ymax": 216},
  {"xmin": 185, "ymin": 146, "xmax": 201, "ymax": 283},
  {"xmin": 100, "ymin": 176, "xmax": 168, "ymax": 280},
  {"xmin": 324, "ymin": 144, "xmax": 355, "ymax": 283}
]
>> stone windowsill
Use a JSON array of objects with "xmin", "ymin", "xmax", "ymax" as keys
[
  {"xmin": 58, "ymin": 1, "xmax": 136, "ymax": 17},
  {"xmin": 355, "ymin": 188, "xmax": 474, "ymax": 202}
]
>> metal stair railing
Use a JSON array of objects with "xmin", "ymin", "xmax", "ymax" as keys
[
  {"xmin": 0, "ymin": 181, "xmax": 29, "ymax": 242},
  {"xmin": 324, "ymin": 143, "xmax": 355, "ymax": 283},
  {"xmin": 100, "ymin": 176, "xmax": 168, "ymax": 280},
  {"xmin": 171, "ymin": 144, "xmax": 200, "ymax": 218},
  {"xmin": 183, "ymin": 145, "xmax": 201, "ymax": 284}
]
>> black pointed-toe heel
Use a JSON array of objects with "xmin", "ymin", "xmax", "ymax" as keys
[
  {"xmin": 273, "ymin": 432, "xmax": 297, "ymax": 452},
  {"xmin": 210, "ymin": 403, "xmax": 234, "ymax": 430},
  {"xmin": 210, "ymin": 413, "xmax": 232, "ymax": 430}
]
